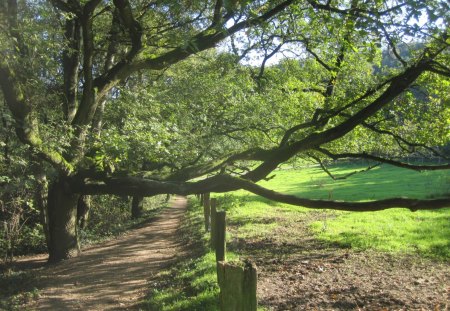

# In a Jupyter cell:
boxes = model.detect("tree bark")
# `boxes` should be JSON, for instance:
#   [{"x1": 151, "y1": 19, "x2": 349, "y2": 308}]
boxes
[
  {"x1": 47, "y1": 179, "x2": 80, "y2": 263},
  {"x1": 131, "y1": 196, "x2": 144, "y2": 219},
  {"x1": 77, "y1": 195, "x2": 91, "y2": 229}
]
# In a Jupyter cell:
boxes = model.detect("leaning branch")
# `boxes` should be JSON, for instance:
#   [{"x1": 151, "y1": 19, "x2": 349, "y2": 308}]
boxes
[
  {"x1": 222, "y1": 175, "x2": 450, "y2": 212},
  {"x1": 72, "y1": 174, "x2": 450, "y2": 211},
  {"x1": 0, "y1": 65, "x2": 74, "y2": 175},
  {"x1": 244, "y1": 59, "x2": 432, "y2": 182}
]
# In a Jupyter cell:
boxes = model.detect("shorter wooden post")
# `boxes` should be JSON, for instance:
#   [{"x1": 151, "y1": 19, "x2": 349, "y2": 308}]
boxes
[
  {"x1": 203, "y1": 193, "x2": 210, "y2": 231},
  {"x1": 210, "y1": 198, "x2": 217, "y2": 249},
  {"x1": 217, "y1": 260, "x2": 258, "y2": 311},
  {"x1": 215, "y1": 210, "x2": 226, "y2": 262}
]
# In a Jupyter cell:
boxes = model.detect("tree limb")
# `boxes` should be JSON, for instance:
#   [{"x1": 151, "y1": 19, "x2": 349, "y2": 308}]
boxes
[
  {"x1": 93, "y1": 0, "x2": 295, "y2": 97},
  {"x1": 316, "y1": 147, "x2": 450, "y2": 171},
  {"x1": 309, "y1": 153, "x2": 381, "y2": 179},
  {"x1": 72, "y1": 174, "x2": 450, "y2": 211},
  {"x1": 0, "y1": 65, "x2": 74, "y2": 174}
]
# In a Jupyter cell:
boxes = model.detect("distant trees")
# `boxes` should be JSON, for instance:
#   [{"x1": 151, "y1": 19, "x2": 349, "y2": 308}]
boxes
[{"x1": 1, "y1": 0, "x2": 449, "y2": 263}]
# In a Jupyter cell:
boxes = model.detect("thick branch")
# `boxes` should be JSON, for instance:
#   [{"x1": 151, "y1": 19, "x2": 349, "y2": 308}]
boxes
[
  {"x1": 72, "y1": 174, "x2": 450, "y2": 211},
  {"x1": 113, "y1": 0, "x2": 142, "y2": 61},
  {"x1": 0, "y1": 66, "x2": 73, "y2": 174},
  {"x1": 244, "y1": 59, "x2": 432, "y2": 181},
  {"x1": 62, "y1": 17, "x2": 81, "y2": 122}
]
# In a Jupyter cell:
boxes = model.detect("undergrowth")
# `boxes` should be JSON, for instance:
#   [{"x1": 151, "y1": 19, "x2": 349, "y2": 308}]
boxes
[{"x1": 79, "y1": 195, "x2": 168, "y2": 246}]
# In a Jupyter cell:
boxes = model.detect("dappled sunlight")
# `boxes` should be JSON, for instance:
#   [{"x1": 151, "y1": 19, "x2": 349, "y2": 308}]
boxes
[{"x1": 18, "y1": 196, "x2": 189, "y2": 310}]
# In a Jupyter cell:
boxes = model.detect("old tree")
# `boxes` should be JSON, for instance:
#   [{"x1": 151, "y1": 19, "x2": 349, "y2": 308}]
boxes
[{"x1": 0, "y1": 0, "x2": 449, "y2": 262}]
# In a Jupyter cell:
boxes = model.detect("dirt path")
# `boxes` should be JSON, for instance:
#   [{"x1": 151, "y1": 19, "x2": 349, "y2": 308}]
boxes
[{"x1": 26, "y1": 196, "x2": 187, "y2": 310}]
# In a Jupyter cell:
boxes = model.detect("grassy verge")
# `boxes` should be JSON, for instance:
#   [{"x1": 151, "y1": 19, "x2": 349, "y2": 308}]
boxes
[{"x1": 140, "y1": 199, "x2": 238, "y2": 311}]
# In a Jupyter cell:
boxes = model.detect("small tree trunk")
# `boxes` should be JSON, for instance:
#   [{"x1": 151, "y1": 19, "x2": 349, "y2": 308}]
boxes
[
  {"x1": 30, "y1": 155, "x2": 50, "y2": 248},
  {"x1": 35, "y1": 174, "x2": 50, "y2": 247},
  {"x1": 47, "y1": 179, "x2": 80, "y2": 263},
  {"x1": 131, "y1": 196, "x2": 144, "y2": 219}
]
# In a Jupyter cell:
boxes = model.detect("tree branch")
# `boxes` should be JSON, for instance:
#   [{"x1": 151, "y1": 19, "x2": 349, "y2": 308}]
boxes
[
  {"x1": 62, "y1": 17, "x2": 81, "y2": 122},
  {"x1": 72, "y1": 174, "x2": 450, "y2": 211},
  {"x1": 361, "y1": 121, "x2": 446, "y2": 158},
  {"x1": 316, "y1": 147, "x2": 450, "y2": 171},
  {"x1": 309, "y1": 153, "x2": 381, "y2": 180},
  {"x1": 244, "y1": 58, "x2": 434, "y2": 182},
  {"x1": 93, "y1": 0, "x2": 295, "y2": 97},
  {"x1": 0, "y1": 66, "x2": 74, "y2": 174}
]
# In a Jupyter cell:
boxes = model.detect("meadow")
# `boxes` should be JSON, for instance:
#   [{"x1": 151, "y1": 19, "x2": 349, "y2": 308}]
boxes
[{"x1": 141, "y1": 163, "x2": 450, "y2": 310}]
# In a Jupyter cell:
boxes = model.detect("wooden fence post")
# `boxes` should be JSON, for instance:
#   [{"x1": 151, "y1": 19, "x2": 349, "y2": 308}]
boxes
[
  {"x1": 210, "y1": 198, "x2": 217, "y2": 249},
  {"x1": 217, "y1": 260, "x2": 257, "y2": 311},
  {"x1": 203, "y1": 193, "x2": 210, "y2": 231},
  {"x1": 215, "y1": 210, "x2": 226, "y2": 262}
]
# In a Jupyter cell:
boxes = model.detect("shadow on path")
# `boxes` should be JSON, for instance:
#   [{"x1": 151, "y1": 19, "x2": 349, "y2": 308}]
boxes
[{"x1": 29, "y1": 196, "x2": 187, "y2": 310}]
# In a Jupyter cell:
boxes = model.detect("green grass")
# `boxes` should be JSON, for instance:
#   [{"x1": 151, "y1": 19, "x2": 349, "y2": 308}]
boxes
[
  {"x1": 309, "y1": 208, "x2": 450, "y2": 258},
  {"x1": 219, "y1": 163, "x2": 450, "y2": 260},
  {"x1": 140, "y1": 200, "x2": 240, "y2": 311}
]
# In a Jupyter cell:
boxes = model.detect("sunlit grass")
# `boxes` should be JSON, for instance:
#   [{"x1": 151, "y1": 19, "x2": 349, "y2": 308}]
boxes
[{"x1": 217, "y1": 164, "x2": 450, "y2": 260}]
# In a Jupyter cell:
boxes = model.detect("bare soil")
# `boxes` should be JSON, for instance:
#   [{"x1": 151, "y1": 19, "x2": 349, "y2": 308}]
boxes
[
  {"x1": 4, "y1": 196, "x2": 187, "y2": 311},
  {"x1": 232, "y1": 212, "x2": 450, "y2": 311}
]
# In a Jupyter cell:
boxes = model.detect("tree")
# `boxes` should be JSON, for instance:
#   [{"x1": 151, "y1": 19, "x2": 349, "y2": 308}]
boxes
[{"x1": 0, "y1": 0, "x2": 449, "y2": 263}]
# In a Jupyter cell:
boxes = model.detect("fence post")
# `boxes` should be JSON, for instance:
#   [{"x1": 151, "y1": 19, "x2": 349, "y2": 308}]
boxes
[
  {"x1": 210, "y1": 198, "x2": 217, "y2": 249},
  {"x1": 203, "y1": 193, "x2": 210, "y2": 231},
  {"x1": 215, "y1": 210, "x2": 226, "y2": 262},
  {"x1": 217, "y1": 260, "x2": 257, "y2": 311}
]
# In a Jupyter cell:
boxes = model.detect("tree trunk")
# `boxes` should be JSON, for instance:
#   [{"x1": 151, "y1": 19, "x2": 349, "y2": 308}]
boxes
[
  {"x1": 77, "y1": 195, "x2": 91, "y2": 229},
  {"x1": 131, "y1": 196, "x2": 144, "y2": 219},
  {"x1": 30, "y1": 155, "x2": 50, "y2": 248},
  {"x1": 47, "y1": 179, "x2": 80, "y2": 263}
]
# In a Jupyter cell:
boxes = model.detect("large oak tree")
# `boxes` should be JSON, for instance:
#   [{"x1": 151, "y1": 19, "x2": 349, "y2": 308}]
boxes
[{"x1": 0, "y1": 0, "x2": 449, "y2": 263}]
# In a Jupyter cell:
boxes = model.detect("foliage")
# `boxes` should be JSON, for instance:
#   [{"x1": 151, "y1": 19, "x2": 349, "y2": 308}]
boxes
[
  {"x1": 0, "y1": 269, "x2": 40, "y2": 311},
  {"x1": 80, "y1": 195, "x2": 168, "y2": 245},
  {"x1": 0, "y1": 0, "x2": 449, "y2": 262}
]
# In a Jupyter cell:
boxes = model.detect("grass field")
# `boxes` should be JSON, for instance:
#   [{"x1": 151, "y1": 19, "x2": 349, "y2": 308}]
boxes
[
  {"x1": 256, "y1": 163, "x2": 450, "y2": 259},
  {"x1": 141, "y1": 163, "x2": 450, "y2": 310}
]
